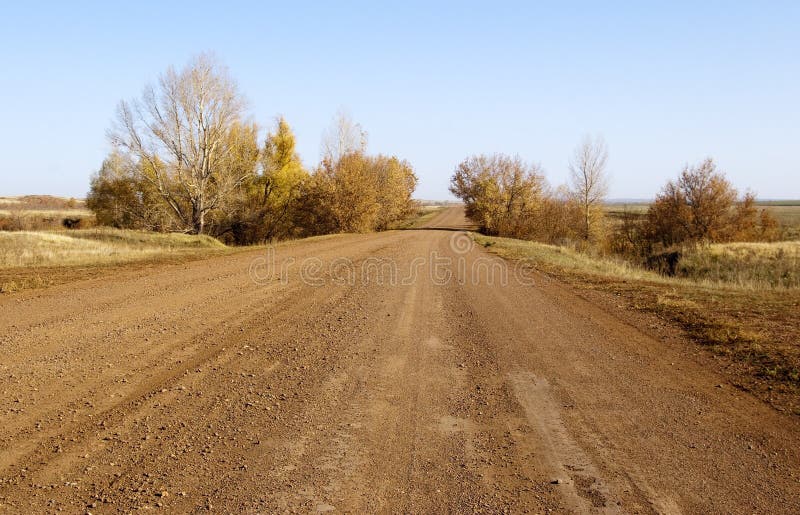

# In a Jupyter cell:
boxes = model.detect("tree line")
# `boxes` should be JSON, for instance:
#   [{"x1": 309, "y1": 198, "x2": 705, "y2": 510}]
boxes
[
  {"x1": 87, "y1": 55, "x2": 417, "y2": 244},
  {"x1": 449, "y1": 138, "x2": 780, "y2": 266}
]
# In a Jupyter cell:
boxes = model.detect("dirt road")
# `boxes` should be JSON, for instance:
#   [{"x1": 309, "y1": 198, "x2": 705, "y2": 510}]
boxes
[{"x1": 1, "y1": 207, "x2": 798, "y2": 513}]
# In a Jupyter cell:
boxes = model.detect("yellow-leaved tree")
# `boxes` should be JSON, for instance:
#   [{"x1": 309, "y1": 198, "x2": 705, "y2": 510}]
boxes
[
  {"x1": 218, "y1": 117, "x2": 308, "y2": 244},
  {"x1": 257, "y1": 117, "x2": 309, "y2": 240},
  {"x1": 450, "y1": 154, "x2": 547, "y2": 239}
]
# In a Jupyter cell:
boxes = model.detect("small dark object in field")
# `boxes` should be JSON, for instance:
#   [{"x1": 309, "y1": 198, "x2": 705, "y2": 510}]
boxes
[
  {"x1": 646, "y1": 250, "x2": 682, "y2": 276},
  {"x1": 62, "y1": 217, "x2": 82, "y2": 229}
]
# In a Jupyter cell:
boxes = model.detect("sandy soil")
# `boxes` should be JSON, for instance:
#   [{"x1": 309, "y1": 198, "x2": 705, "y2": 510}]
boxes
[{"x1": 0, "y1": 207, "x2": 798, "y2": 513}]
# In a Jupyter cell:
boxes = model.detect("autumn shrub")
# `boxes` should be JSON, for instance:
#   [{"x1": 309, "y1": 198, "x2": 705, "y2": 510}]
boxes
[{"x1": 642, "y1": 159, "x2": 779, "y2": 249}]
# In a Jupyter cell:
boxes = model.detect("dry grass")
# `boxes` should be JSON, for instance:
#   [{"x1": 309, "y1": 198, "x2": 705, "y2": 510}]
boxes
[
  {"x1": 0, "y1": 196, "x2": 94, "y2": 231},
  {"x1": 0, "y1": 208, "x2": 93, "y2": 218},
  {"x1": 604, "y1": 202, "x2": 650, "y2": 216},
  {"x1": 474, "y1": 235, "x2": 797, "y2": 290},
  {"x1": 0, "y1": 195, "x2": 84, "y2": 209},
  {"x1": 763, "y1": 205, "x2": 800, "y2": 224},
  {"x1": 1, "y1": 228, "x2": 347, "y2": 295},
  {"x1": 0, "y1": 229, "x2": 226, "y2": 269},
  {"x1": 476, "y1": 234, "x2": 800, "y2": 414},
  {"x1": 679, "y1": 242, "x2": 800, "y2": 289},
  {"x1": 69, "y1": 228, "x2": 226, "y2": 248},
  {"x1": 0, "y1": 209, "x2": 94, "y2": 231},
  {"x1": 0, "y1": 228, "x2": 239, "y2": 294},
  {"x1": 478, "y1": 236, "x2": 668, "y2": 283}
]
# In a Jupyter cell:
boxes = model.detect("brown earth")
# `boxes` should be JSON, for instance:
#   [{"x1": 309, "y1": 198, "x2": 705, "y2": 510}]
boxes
[{"x1": 0, "y1": 207, "x2": 798, "y2": 513}]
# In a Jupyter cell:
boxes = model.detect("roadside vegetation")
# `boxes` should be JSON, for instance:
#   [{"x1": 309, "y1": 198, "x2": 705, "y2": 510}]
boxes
[
  {"x1": 87, "y1": 54, "x2": 417, "y2": 244},
  {"x1": 0, "y1": 229, "x2": 225, "y2": 268},
  {"x1": 0, "y1": 228, "x2": 236, "y2": 293},
  {"x1": 1, "y1": 55, "x2": 421, "y2": 291},
  {"x1": 676, "y1": 241, "x2": 799, "y2": 289}
]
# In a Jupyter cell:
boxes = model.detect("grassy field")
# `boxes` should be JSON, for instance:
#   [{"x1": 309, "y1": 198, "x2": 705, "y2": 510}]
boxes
[
  {"x1": 0, "y1": 228, "x2": 236, "y2": 293},
  {"x1": 0, "y1": 229, "x2": 226, "y2": 268},
  {"x1": 0, "y1": 195, "x2": 95, "y2": 230},
  {"x1": 476, "y1": 234, "x2": 800, "y2": 414},
  {"x1": 678, "y1": 241, "x2": 800, "y2": 288},
  {"x1": 0, "y1": 208, "x2": 93, "y2": 218},
  {"x1": 604, "y1": 202, "x2": 650, "y2": 215},
  {"x1": 762, "y1": 205, "x2": 800, "y2": 239}
]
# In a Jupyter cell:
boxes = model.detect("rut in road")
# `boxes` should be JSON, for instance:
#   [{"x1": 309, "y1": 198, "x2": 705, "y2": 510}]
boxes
[{"x1": 0, "y1": 207, "x2": 798, "y2": 513}]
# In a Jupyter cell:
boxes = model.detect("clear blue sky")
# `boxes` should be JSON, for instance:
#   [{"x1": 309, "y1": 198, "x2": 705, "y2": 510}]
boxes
[{"x1": 1, "y1": 1, "x2": 798, "y2": 200}]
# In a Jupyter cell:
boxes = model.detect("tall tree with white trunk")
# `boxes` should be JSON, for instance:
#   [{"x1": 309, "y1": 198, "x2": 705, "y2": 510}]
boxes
[
  {"x1": 320, "y1": 109, "x2": 368, "y2": 165},
  {"x1": 569, "y1": 135, "x2": 610, "y2": 241},
  {"x1": 108, "y1": 54, "x2": 251, "y2": 234}
]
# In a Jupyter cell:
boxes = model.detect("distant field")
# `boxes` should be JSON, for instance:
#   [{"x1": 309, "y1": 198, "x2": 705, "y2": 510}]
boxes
[
  {"x1": 763, "y1": 205, "x2": 800, "y2": 227},
  {"x1": 606, "y1": 199, "x2": 800, "y2": 213},
  {"x1": 604, "y1": 202, "x2": 650, "y2": 214},
  {"x1": 0, "y1": 195, "x2": 94, "y2": 230},
  {"x1": 0, "y1": 208, "x2": 93, "y2": 218},
  {"x1": 0, "y1": 195, "x2": 85, "y2": 209},
  {"x1": 605, "y1": 200, "x2": 800, "y2": 239},
  {"x1": 417, "y1": 200, "x2": 463, "y2": 207},
  {"x1": 392, "y1": 205, "x2": 444, "y2": 229},
  {"x1": 0, "y1": 228, "x2": 238, "y2": 293}
]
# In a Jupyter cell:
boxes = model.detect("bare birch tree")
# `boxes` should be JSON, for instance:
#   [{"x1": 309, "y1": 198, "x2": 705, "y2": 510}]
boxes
[
  {"x1": 108, "y1": 54, "x2": 250, "y2": 234},
  {"x1": 320, "y1": 109, "x2": 368, "y2": 164},
  {"x1": 569, "y1": 135, "x2": 609, "y2": 240}
]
